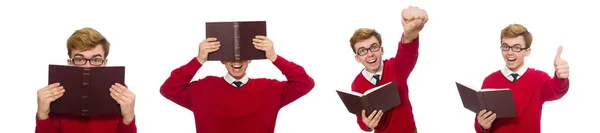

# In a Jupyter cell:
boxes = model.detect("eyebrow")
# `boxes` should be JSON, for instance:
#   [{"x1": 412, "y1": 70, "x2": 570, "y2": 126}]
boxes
[
  {"x1": 501, "y1": 43, "x2": 522, "y2": 46},
  {"x1": 73, "y1": 54, "x2": 103, "y2": 58}
]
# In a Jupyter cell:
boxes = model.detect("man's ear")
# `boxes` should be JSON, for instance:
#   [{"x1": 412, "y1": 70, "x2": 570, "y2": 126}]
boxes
[
  {"x1": 247, "y1": 60, "x2": 252, "y2": 64},
  {"x1": 355, "y1": 55, "x2": 360, "y2": 63},
  {"x1": 67, "y1": 59, "x2": 72, "y2": 65},
  {"x1": 221, "y1": 60, "x2": 226, "y2": 64},
  {"x1": 524, "y1": 48, "x2": 531, "y2": 57}
]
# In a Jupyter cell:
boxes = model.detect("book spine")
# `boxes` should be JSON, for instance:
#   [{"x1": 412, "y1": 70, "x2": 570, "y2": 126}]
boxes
[
  {"x1": 360, "y1": 96, "x2": 374, "y2": 116},
  {"x1": 81, "y1": 68, "x2": 91, "y2": 116},
  {"x1": 476, "y1": 92, "x2": 486, "y2": 110},
  {"x1": 233, "y1": 22, "x2": 240, "y2": 60}
]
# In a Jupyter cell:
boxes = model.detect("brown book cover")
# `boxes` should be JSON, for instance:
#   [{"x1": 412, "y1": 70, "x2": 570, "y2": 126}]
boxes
[
  {"x1": 48, "y1": 65, "x2": 124, "y2": 116},
  {"x1": 455, "y1": 82, "x2": 516, "y2": 118},
  {"x1": 205, "y1": 21, "x2": 267, "y2": 61},
  {"x1": 336, "y1": 82, "x2": 401, "y2": 116}
]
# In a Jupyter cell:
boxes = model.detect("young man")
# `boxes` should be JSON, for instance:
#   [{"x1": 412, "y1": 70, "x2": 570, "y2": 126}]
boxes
[
  {"x1": 348, "y1": 6, "x2": 427, "y2": 133},
  {"x1": 35, "y1": 27, "x2": 137, "y2": 133},
  {"x1": 474, "y1": 24, "x2": 570, "y2": 133},
  {"x1": 160, "y1": 35, "x2": 315, "y2": 133}
]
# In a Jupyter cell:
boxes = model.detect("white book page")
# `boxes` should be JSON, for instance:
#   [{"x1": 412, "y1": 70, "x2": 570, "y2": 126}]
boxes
[
  {"x1": 455, "y1": 81, "x2": 481, "y2": 91},
  {"x1": 336, "y1": 89, "x2": 363, "y2": 97},
  {"x1": 480, "y1": 88, "x2": 510, "y2": 92},
  {"x1": 364, "y1": 82, "x2": 393, "y2": 95}
]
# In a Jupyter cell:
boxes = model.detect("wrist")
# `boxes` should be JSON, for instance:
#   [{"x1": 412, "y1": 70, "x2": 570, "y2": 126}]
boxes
[
  {"x1": 402, "y1": 32, "x2": 419, "y2": 43},
  {"x1": 122, "y1": 114, "x2": 135, "y2": 125},
  {"x1": 37, "y1": 112, "x2": 49, "y2": 120},
  {"x1": 196, "y1": 56, "x2": 207, "y2": 64},
  {"x1": 267, "y1": 53, "x2": 277, "y2": 62}
]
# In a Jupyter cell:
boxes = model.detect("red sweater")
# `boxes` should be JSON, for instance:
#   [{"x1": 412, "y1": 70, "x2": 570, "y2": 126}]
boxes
[
  {"x1": 160, "y1": 55, "x2": 315, "y2": 133},
  {"x1": 352, "y1": 36, "x2": 419, "y2": 133},
  {"x1": 474, "y1": 68, "x2": 569, "y2": 133},
  {"x1": 35, "y1": 113, "x2": 136, "y2": 133}
]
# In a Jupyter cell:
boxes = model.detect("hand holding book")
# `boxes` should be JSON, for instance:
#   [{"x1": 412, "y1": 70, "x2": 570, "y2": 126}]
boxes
[
  {"x1": 476, "y1": 109, "x2": 497, "y2": 130},
  {"x1": 252, "y1": 35, "x2": 277, "y2": 62},
  {"x1": 197, "y1": 37, "x2": 221, "y2": 64},
  {"x1": 36, "y1": 83, "x2": 65, "y2": 120},
  {"x1": 109, "y1": 83, "x2": 136, "y2": 124},
  {"x1": 362, "y1": 109, "x2": 383, "y2": 129}
]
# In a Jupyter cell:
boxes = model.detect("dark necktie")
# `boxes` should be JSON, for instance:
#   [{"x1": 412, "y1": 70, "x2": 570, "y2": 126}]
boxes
[
  {"x1": 510, "y1": 73, "x2": 519, "y2": 83},
  {"x1": 373, "y1": 74, "x2": 381, "y2": 86},
  {"x1": 233, "y1": 81, "x2": 243, "y2": 88}
]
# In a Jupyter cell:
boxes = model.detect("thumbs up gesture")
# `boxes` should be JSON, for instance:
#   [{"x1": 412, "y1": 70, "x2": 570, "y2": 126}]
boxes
[{"x1": 554, "y1": 46, "x2": 569, "y2": 79}]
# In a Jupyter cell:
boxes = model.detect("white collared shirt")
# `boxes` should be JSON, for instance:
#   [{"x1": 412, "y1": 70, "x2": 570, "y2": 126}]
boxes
[
  {"x1": 500, "y1": 64, "x2": 528, "y2": 82},
  {"x1": 361, "y1": 62, "x2": 384, "y2": 85},
  {"x1": 224, "y1": 73, "x2": 249, "y2": 87}
]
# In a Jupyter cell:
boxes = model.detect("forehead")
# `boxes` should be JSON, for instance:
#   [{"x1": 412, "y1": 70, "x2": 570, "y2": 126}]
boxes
[
  {"x1": 354, "y1": 36, "x2": 380, "y2": 49},
  {"x1": 501, "y1": 36, "x2": 525, "y2": 46},
  {"x1": 71, "y1": 45, "x2": 105, "y2": 58}
]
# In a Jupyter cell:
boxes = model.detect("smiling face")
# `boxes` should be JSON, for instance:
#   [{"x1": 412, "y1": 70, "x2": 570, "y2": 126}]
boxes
[
  {"x1": 221, "y1": 60, "x2": 251, "y2": 80},
  {"x1": 499, "y1": 24, "x2": 533, "y2": 72},
  {"x1": 350, "y1": 28, "x2": 384, "y2": 73},
  {"x1": 354, "y1": 36, "x2": 384, "y2": 73},
  {"x1": 501, "y1": 36, "x2": 530, "y2": 71}
]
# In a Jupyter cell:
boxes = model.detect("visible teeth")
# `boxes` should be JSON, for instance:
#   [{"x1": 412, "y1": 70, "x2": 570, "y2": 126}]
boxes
[
  {"x1": 368, "y1": 59, "x2": 376, "y2": 63},
  {"x1": 507, "y1": 58, "x2": 516, "y2": 61}
]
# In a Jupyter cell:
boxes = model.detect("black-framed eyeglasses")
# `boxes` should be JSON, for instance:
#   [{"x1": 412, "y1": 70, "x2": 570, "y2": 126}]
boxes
[
  {"x1": 69, "y1": 57, "x2": 105, "y2": 66},
  {"x1": 356, "y1": 44, "x2": 382, "y2": 56},
  {"x1": 500, "y1": 45, "x2": 528, "y2": 52}
]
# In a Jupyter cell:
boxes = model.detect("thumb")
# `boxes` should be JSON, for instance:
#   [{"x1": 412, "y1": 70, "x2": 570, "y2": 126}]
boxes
[{"x1": 555, "y1": 46, "x2": 563, "y2": 59}]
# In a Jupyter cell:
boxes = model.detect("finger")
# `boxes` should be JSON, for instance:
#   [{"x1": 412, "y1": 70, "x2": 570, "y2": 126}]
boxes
[
  {"x1": 255, "y1": 35, "x2": 267, "y2": 39},
  {"x1": 46, "y1": 83, "x2": 61, "y2": 89},
  {"x1": 48, "y1": 86, "x2": 63, "y2": 97},
  {"x1": 367, "y1": 110, "x2": 377, "y2": 121},
  {"x1": 116, "y1": 83, "x2": 128, "y2": 91},
  {"x1": 485, "y1": 113, "x2": 497, "y2": 122},
  {"x1": 110, "y1": 92, "x2": 124, "y2": 104},
  {"x1": 555, "y1": 46, "x2": 563, "y2": 59},
  {"x1": 111, "y1": 85, "x2": 121, "y2": 94},
  {"x1": 253, "y1": 38, "x2": 263, "y2": 43},
  {"x1": 373, "y1": 110, "x2": 384, "y2": 122},
  {"x1": 361, "y1": 110, "x2": 367, "y2": 119},
  {"x1": 483, "y1": 111, "x2": 493, "y2": 119},
  {"x1": 49, "y1": 93, "x2": 63, "y2": 102},
  {"x1": 477, "y1": 109, "x2": 487, "y2": 118},
  {"x1": 53, "y1": 87, "x2": 65, "y2": 96},
  {"x1": 555, "y1": 64, "x2": 569, "y2": 70},
  {"x1": 205, "y1": 38, "x2": 217, "y2": 42},
  {"x1": 119, "y1": 92, "x2": 130, "y2": 102}
]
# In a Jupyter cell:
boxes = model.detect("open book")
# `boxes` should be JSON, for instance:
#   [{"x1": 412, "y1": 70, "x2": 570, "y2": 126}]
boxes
[
  {"x1": 455, "y1": 82, "x2": 516, "y2": 118},
  {"x1": 48, "y1": 65, "x2": 124, "y2": 116},
  {"x1": 336, "y1": 82, "x2": 400, "y2": 116},
  {"x1": 205, "y1": 21, "x2": 267, "y2": 61}
]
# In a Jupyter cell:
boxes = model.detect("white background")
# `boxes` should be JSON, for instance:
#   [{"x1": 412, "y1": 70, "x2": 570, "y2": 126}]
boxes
[{"x1": 0, "y1": 0, "x2": 598, "y2": 132}]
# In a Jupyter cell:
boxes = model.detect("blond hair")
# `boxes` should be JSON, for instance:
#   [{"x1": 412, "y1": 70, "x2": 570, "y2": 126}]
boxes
[
  {"x1": 501, "y1": 24, "x2": 533, "y2": 48},
  {"x1": 350, "y1": 28, "x2": 382, "y2": 53},
  {"x1": 66, "y1": 27, "x2": 110, "y2": 57}
]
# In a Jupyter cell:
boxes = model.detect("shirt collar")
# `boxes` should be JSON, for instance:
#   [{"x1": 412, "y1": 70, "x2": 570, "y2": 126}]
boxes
[
  {"x1": 224, "y1": 73, "x2": 249, "y2": 87},
  {"x1": 361, "y1": 62, "x2": 384, "y2": 85},
  {"x1": 501, "y1": 64, "x2": 528, "y2": 80}
]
